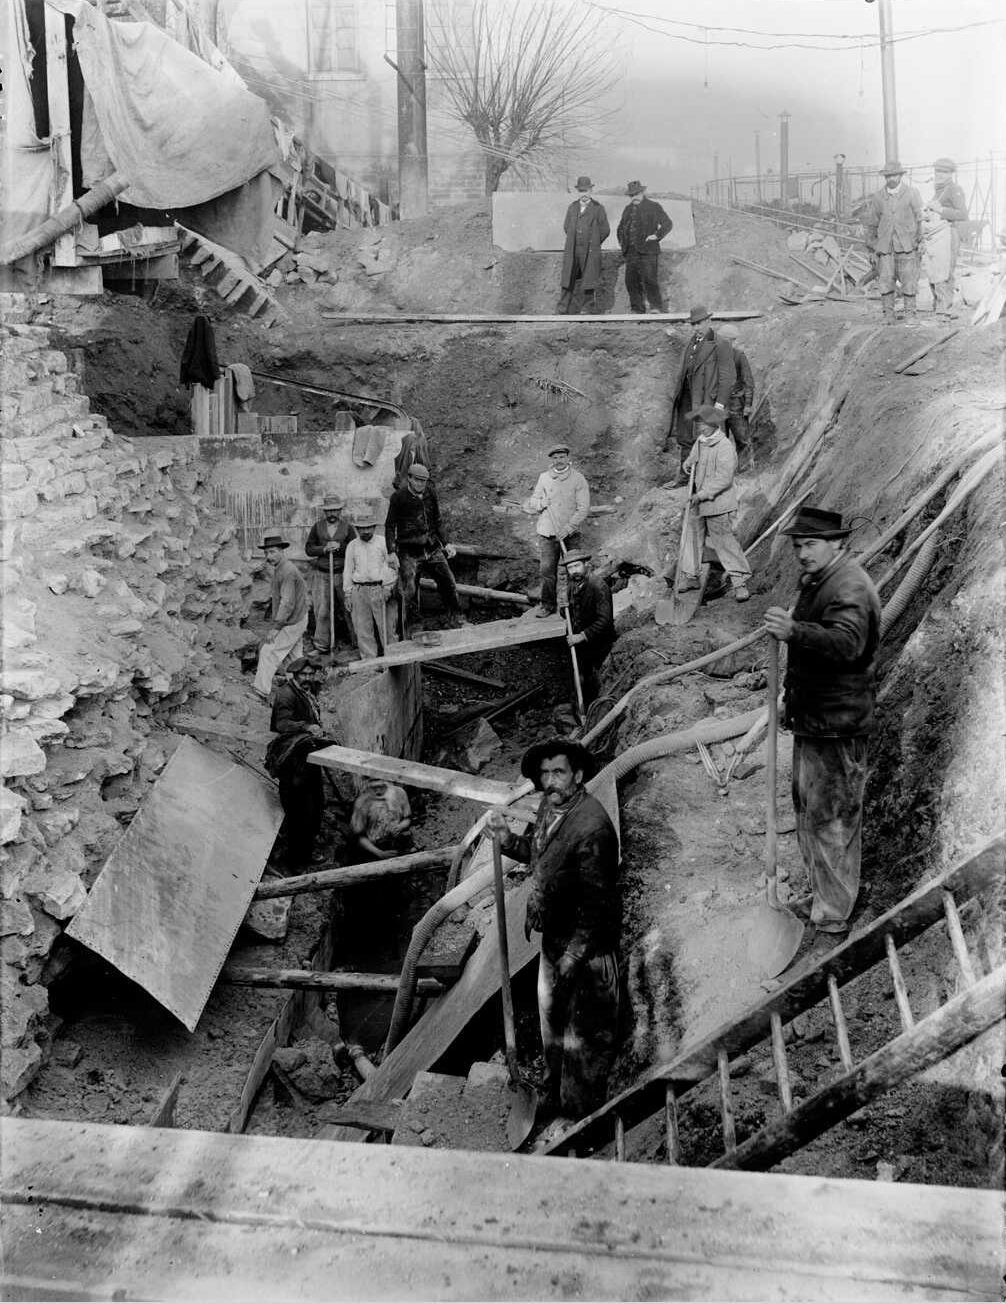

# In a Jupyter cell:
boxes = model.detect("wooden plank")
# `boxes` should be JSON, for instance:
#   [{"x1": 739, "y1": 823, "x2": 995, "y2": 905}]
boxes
[
  {"x1": 347, "y1": 612, "x2": 565, "y2": 673},
  {"x1": 424, "y1": 662, "x2": 507, "y2": 690},
  {"x1": 892, "y1": 328, "x2": 959, "y2": 374},
  {"x1": 421, "y1": 577, "x2": 530, "y2": 606},
  {"x1": 1, "y1": 1118, "x2": 1001, "y2": 1301},
  {"x1": 253, "y1": 847, "x2": 460, "y2": 898},
  {"x1": 321, "y1": 311, "x2": 764, "y2": 324},
  {"x1": 66, "y1": 739, "x2": 284, "y2": 1032},
  {"x1": 220, "y1": 968, "x2": 445, "y2": 995},
  {"x1": 308, "y1": 744, "x2": 531, "y2": 808},
  {"x1": 316, "y1": 1098, "x2": 403, "y2": 1132},
  {"x1": 145, "y1": 1071, "x2": 183, "y2": 1128},
  {"x1": 171, "y1": 714, "x2": 273, "y2": 745}
]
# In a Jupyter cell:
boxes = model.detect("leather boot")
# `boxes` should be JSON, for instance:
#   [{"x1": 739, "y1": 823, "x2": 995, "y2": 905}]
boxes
[
  {"x1": 881, "y1": 292, "x2": 896, "y2": 323},
  {"x1": 903, "y1": 293, "x2": 918, "y2": 323}
]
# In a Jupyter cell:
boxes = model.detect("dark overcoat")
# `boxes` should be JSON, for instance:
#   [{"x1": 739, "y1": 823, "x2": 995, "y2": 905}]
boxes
[
  {"x1": 560, "y1": 198, "x2": 610, "y2": 291},
  {"x1": 667, "y1": 330, "x2": 735, "y2": 449}
]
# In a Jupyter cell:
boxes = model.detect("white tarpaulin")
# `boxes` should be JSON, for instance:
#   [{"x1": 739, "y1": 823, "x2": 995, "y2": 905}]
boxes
[
  {"x1": 0, "y1": 0, "x2": 58, "y2": 244},
  {"x1": 492, "y1": 192, "x2": 696, "y2": 253}
]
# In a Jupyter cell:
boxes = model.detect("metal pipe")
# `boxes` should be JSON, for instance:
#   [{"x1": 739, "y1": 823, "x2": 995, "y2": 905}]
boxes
[{"x1": 0, "y1": 173, "x2": 126, "y2": 265}]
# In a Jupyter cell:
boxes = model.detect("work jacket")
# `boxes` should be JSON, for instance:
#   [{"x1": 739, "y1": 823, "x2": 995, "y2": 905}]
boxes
[
  {"x1": 385, "y1": 484, "x2": 449, "y2": 555},
  {"x1": 265, "y1": 680, "x2": 327, "y2": 776},
  {"x1": 526, "y1": 467, "x2": 590, "y2": 539},
  {"x1": 269, "y1": 557, "x2": 308, "y2": 628},
  {"x1": 616, "y1": 197, "x2": 673, "y2": 256},
  {"x1": 668, "y1": 329, "x2": 735, "y2": 449},
  {"x1": 500, "y1": 788, "x2": 620, "y2": 959},
  {"x1": 783, "y1": 554, "x2": 882, "y2": 737},
  {"x1": 561, "y1": 198, "x2": 610, "y2": 291},
  {"x1": 569, "y1": 573, "x2": 616, "y2": 658},
  {"x1": 862, "y1": 183, "x2": 923, "y2": 255},
  {"x1": 683, "y1": 428, "x2": 739, "y2": 516},
  {"x1": 728, "y1": 346, "x2": 754, "y2": 413},
  {"x1": 304, "y1": 514, "x2": 353, "y2": 574}
]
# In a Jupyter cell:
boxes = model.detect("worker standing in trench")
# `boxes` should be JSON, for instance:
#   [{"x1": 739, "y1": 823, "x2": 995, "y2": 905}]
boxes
[
  {"x1": 253, "y1": 532, "x2": 310, "y2": 699},
  {"x1": 562, "y1": 550, "x2": 617, "y2": 706},
  {"x1": 764, "y1": 507, "x2": 882, "y2": 943},
  {"x1": 486, "y1": 738, "x2": 621, "y2": 1123}
]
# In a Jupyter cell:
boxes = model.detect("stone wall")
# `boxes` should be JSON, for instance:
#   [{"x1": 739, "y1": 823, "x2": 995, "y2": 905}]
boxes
[{"x1": 1, "y1": 301, "x2": 258, "y2": 1102}]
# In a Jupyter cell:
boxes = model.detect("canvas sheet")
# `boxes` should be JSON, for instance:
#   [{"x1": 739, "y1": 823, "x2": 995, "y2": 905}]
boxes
[
  {"x1": 1, "y1": 0, "x2": 57, "y2": 243},
  {"x1": 66, "y1": 737, "x2": 283, "y2": 1032},
  {"x1": 492, "y1": 192, "x2": 696, "y2": 253}
]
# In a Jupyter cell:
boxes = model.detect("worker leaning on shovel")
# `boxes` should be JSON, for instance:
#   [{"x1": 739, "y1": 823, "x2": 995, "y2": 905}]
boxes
[
  {"x1": 764, "y1": 507, "x2": 881, "y2": 943},
  {"x1": 522, "y1": 443, "x2": 590, "y2": 617},
  {"x1": 304, "y1": 491, "x2": 353, "y2": 655}
]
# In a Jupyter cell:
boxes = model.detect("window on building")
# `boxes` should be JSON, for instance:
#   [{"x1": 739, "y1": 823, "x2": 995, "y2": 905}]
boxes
[{"x1": 307, "y1": 0, "x2": 359, "y2": 75}]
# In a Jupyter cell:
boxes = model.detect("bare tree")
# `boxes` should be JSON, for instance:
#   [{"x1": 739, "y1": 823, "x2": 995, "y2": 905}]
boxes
[{"x1": 425, "y1": 0, "x2": 620, "y2": 195}]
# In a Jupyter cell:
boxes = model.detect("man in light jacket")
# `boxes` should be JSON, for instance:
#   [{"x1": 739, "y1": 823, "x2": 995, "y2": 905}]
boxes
[
  {"x1": 523, "y1": 443, "x2": 591, "y2": 617},
  {"x1": 254, "y1": 532, "x2": 310, "y2": 698},
  {"x1": 926, "y1": 157, "x2": 969, "y2": 319},
  {"x1": 677, "y1": 407, "x2": 751, "y2": 602},
  {"x1": 861, "y1": 160, "x2": 923, "y2": 323},
  {"x1": 558, "y1": 176, "x2": 610, "y2": 315}
]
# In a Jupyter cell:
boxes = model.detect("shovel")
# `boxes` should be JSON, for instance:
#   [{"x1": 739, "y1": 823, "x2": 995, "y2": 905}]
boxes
[
  {"x1": 491, "y1": 831, "x2": 539, "y2": 1149},
  {"x1": 746, "y1": 637, "x2": 805, "y2": 976},
  {"x1": 655, "y1": 464, "x2": 705, "y2": 626},
  {"x1": 543, "y1": 506, "x2": 586, "y2": 722}
]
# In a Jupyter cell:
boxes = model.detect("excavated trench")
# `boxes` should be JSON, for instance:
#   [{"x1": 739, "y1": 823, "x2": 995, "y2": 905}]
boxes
[{"x1": 5, "y1": 220, "x2": 1003, "y2": 1187}]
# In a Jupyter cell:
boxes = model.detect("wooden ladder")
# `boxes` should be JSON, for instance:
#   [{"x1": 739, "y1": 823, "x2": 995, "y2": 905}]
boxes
[
  {"x1": 543, "y1": 837, "x2": 1004, "y2": 1167},
  {"x1": 175, "y1": 226, "x2": 284, "y2": 325}
]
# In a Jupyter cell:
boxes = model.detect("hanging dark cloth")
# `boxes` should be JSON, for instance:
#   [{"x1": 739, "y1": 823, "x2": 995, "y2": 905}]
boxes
[{"x1": 179, "y1": 313, "x2": 220, "y2": 388}]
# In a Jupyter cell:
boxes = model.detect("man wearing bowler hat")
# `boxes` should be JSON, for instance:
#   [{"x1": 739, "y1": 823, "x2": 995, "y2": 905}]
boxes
[
  {"x1": 304, "y1": 491, "x2": 353, "y2": 654},
  {"x1": 764, "y1": 507, "x2": 881, "y2": 939},
  {"x1": 676, "y1": 406, "x2": 751, "y2": 602},
  {"x1": 561, "y1": 550, "x2": 616, "y2": 704},
  {"x1": 486, "y1": 737, "x2": 621, "y2": 1120},
  {"x1": 862, "y1": 160, "x2": 923, "y2": 323},
  {"x1": 666, "y1": 305, "x2": 735, "y2": 486},
  {"x1": 254, "y1": 532, "x2": 310, "y2": 698},
  {"x1": 616, "y1": 180, "x2": 673, "y2": 314},
  {"x1": 523, "y1": 444, "x2": 591, "y2": 617},
  {"x1": 558, "y1": 177, "x2": 610, "y2": 316}
]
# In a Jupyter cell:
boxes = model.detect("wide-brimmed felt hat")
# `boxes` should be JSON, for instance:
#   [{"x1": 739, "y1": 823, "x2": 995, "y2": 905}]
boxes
[
  {"x1": 288, "y1": 653, "x2": 326, "y2": 675},
  {"x1": 353, "y1": 509, "x2": 379, "y2": 527},
  {"x1": 575, "y1": 176, "x2": 593, "y2": 191},
  {"x1": 781, "y1": 506, "x2": 852, "y2": 539},
  {"x1": 559, "y1": 549, "x2": 592, "y2": 567},
  {"x1": 520, "y1": 736, "x2": 598, "y2": 787},
  {"x1": 321, "y1": 492, "x2": 345, "y2": 509},
  {"x1": 548, "y1": 442, "x2": 571, "y2": 456},
  {"x1": 686, "y1": 404, "x2": 729, "y2": 428},
  {"x1": 406, "y1": 463, "x2": 430, "y2": 480},
  {"x1": 626, "y1": 180, "x2": 646, "y2": 196},
  {"x1": 881, "y1": 159, "x2": 906, "y2": 176},
  {"x1": 689, "y1": 304, "x2": 712, "y2": 324},
  {"x1": 932, "y1": 157, "x2": 956, "y2": 172},
  {"x1": 258, "y1": 533, "x2": 291, "y2": 550}
]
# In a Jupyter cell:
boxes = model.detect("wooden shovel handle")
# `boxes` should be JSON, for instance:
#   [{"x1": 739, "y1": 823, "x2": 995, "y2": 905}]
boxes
[
  {"x1": 766, "y1": 638, "x2": 780, "y2": 908},
  {"x1": 491, "y1": 832, "x2": 521, "y2": 1084}
]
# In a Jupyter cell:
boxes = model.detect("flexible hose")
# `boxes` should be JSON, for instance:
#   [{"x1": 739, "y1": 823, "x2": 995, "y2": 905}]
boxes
[{"x1": 879, "y1": 532, "x2": 941, "y2": 638}]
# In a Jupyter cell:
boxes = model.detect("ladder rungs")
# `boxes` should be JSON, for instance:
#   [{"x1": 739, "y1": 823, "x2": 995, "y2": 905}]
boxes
[
  {"x1": 717, "y1": 1048, "x2": 736, "y2": 1151},
  {"x1": 664, "y1": 1083, "x2": 681, "y2": 1165},
  {"x1": 769, "y1": 1011, "x2": 793, "y2": 1112},
  {"x1": 885, "y1": 933, "x2": 915, "y2": 1030},
  {"x1": 942, "y1": 891, "x2": 977, "y2": 986},
  {"x1": 827, "y1": 974, "x2": 855, "y2": 1071}
]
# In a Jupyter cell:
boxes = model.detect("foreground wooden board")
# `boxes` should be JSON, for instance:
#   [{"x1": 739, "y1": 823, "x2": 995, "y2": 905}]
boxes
[
  {"x1": 320, "y1": 311, "x2": 764, "y2": 324},
  {"x1": 346, "y1": 611, "x2": 565, "y2": 672},
  {"x1": 308, "y1": 743, "x2": 534, "y2": 809},
  {"x1": 1, "y1": 1118, "x2": 999, "y2": 1301}
]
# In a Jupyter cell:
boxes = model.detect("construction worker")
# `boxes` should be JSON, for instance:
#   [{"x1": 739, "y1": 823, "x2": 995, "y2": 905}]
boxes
[
  {"x1": 677, "y1": 407, "x2": 751, "y2": 603},
  {"x1": 304, "y1": 491, "x2": 353, "y2": 654},
  {"x1": 717, "y1": 323, "x2": 755, "y2": 472},
  {"x1": 666, "y1": 306, "x2": 735, "y2": 486},
  {"x1": 861, "y1": 160, "x2": 923, "y2": 324},
  {"x1": 926, "y1": 158, "x2": 969, "y2": 319},
  {"x1": 561, "y1": 550, "x2": 616, "y2": 705},
  {"x1": 264, "y1": 652, "x2": 335, "y2": 868},
  {"x1": 384, "y1": 463, "x2": 464, "y2": 635},
  {"x1": 486, "y1": 737, "x2": 621, "y2": 1121},
  {"x1": 342, "y1": 509, "x2": 399, "y2": 660},
  {"x1": 765, "y1": 506, "x2": 881, "y2": 940},
  {"x1": 253, "y1": 532, "x2": 309, "y2": 698},
  {"x1": 558, "y1": 176, "x2": 610, "y2": 315},
  {"x1": 522, "y1": 444, "x2": 590, "y2": 617}
]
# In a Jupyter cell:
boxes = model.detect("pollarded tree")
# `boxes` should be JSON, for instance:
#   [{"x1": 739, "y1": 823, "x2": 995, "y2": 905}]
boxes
[{"x1": 425, "y1": 0, "x2": 620, "y2": 194}]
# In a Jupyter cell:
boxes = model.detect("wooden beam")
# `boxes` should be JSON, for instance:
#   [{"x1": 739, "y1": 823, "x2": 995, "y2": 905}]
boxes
[
  {"x1": 317, "y1": 1098, "x2": 403, "y2": 1133},
  {"x1": 893, "y1": 329, "x2": 960, "y2": 375},
  {"x1": 346, "y1": 613, "x2": 565, "y2": 673},
  {"x1": 421, "y1": 577, "x2": 530, "y2": 606},
  {"x1": 309, "y1": 744, "x2": 535, "y2": 809},
  {"x1": 221, "y1": 968, "x2": 446, "y2": 995},
  {"x1": 172, "y1": 714, "x2": 274, "y2": 746},
  {"x1": 321, "y1": 311, "x2": 764, "y2": 325},
  {"x1": 424, "y1": 662, "x2": 507, "y2": 691},
  {"x1": 145, "y1": 1071, "x2": 183, "y2": 1128},
  {"x1": 253, "y1": 847, "x2": 460, "y2": 899}
]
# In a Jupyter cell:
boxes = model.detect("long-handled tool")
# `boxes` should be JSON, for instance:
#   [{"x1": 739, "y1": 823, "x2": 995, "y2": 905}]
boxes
[
  {"x1": 655, "y1": 463, "x2": 698, "y2": 626},
  {"x1": 544, "y1": 506, "x2": 586, "y2": 722},
  {"x1": 746, "y1": 638, "x2": 805, "y2": 975},
  {"x1": 491, "y1": 832, "x2": 539, "y2": 1149},
  {"x1": 328, "y1": 551, "x2": 336, "y2": 655}
]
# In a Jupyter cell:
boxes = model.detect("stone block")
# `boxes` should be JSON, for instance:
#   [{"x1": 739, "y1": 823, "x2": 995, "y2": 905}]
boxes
[
  {"x1": 30, "y1": 694, "x2": 75, "y2": 719},
  {"x1": 78, "y1": 568, "x2": 106, "y2": 598},
  {"x1": 0, "y1": 896, "x2": 34, "y2": 937},
  {"x1": 43, "y1": 571, "x2": 69, "y2": 595},
  {"x1": 1, "y1": 970, "x2": 48, "y2": 1047},
  {"x1": 22, "y1": 717, "x2": 69, "y2": 744},
  {"x1": 0, "y1": 785, "x2": 27, "y2": 845},
  {"x1": 0, "y1": 669, "x2": 62, "y2": 701},
  {"x1": 0, "y1": 731, "x2": 46, "y2": 778},
  {"x1": 24, "y1": 865, "x2": 86, "y2": 919},
  {"x1": 2, "y1": 464, "x2": 29, "y2": 491},
  {"x1": 1, "y1": 487, "x2": 39, "y2": 519},
  {"x1": 1, "y1": 1041, "x2": 42, "y2": 1099}
]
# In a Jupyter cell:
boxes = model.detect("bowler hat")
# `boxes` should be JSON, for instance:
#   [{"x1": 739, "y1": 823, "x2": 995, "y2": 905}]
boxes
[
  {"x1": 689, "y1": 304, "x2": 712, "y2": 324},
  {"x1": 575, "y1": 176, "x2": 593, "y2": 191},
  {"x1": 881, "y1": 159, "x2": 906, "y2": 176},
  {"x1": 258, "y1": 533, "x2": 291, "y2": 550},
  {"x1": 559, "y1": 549, "x2": 592, "y2": 567},
  {"x1": 321, "y1": 492, "x2": 345, "y2": 509},
  {"x1": 932, "y1": 157, "x2": 956, "y2": 172},
  {"x1": 625, "y1": 180, "x2": 646, "y2": 196},
  {"x1": 520, "y1": 736, "x2": 598, "y2": 787},
  {"x1": 781, "y1": 506, "x2": 852, "y2": 539},
  {"x1": 686, "y1": 404, "x2": 729, "y2": 428},
  {"x1": 548, "y1": 442, "x2": 571, "y2": 456},
  {"x1": 406, "y1": 463, "x2": 430, "y2": 480}
]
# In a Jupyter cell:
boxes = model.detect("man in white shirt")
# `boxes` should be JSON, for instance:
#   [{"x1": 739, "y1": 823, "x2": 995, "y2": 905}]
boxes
[
  {"x1": 342, "y1": 509, "x2": 399, "y2": 660},
  {"x1": 522, "y1": 444, "x2": 591, "y2": 617}
]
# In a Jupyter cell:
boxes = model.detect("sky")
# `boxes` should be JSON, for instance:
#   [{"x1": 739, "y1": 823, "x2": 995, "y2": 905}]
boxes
[{"x1": 568, "y1": 0, "x2": 1006, "y2": 196}]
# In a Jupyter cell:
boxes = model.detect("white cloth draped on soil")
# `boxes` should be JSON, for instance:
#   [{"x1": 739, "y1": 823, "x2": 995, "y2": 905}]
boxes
[
  {"x1": 920, "y1": 216, "x2": 953, "y2": 285},
  {"x1": 1, "y1": 0, "x2": 56, "y2": 244}
]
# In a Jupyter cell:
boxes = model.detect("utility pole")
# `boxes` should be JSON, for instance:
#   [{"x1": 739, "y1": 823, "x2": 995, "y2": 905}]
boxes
[
  {"x1": 873, "y1": 0, "x2": 900, "y2": 161},
  {"x1": 393, "y1": 0, "x2": 428, "y2": 217},
  {"x1": 755, "y1": 131, "x2": 762, "y2": 203},
  {"x1": 713, "y1": 151, "x2": 720, "y2": 206},
  {"x1": 779, "y1": 111, "x2": 790, "y2": 206}
]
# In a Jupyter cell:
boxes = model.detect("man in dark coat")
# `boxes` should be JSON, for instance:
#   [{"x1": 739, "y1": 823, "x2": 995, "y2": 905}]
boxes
[
  {"x1": 765, "y1": 507, "x2": 881, "y2": 939},
  {"x1": 384, "y1": 463, "x2": 464, "y2": 636},
  {"x1": 562, "y1": 550, "x2": 616, "y2": 705},
  {"x1": 486, "y1": 738, "x2": 620, "y2": 1120},
  {"x1": 304, "y1": 491, "x2": 354, "y2": 653},
  {"x1": 264, "y1": 654, "x2": 337, "y2": 869},
  {"x1": 717, "y1": 324, "x2": 755, "y2": 471},
  {"x1": 616, "y1": 181, "x2": 673, "y2": 314},
  {"x1": 861, "y1": 159, "x2": 923, "y2": 323},
  {"x1": 666, "y1": 305, "x2": 735, "y2": 484},
  {"x1": 558, "y1": 176, "x2": 610, "y2": 315}
]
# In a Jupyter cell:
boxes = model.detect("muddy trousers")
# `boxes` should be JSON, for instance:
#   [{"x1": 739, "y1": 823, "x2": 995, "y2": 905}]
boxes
[
  {"x1": 254, "y1": 616, "x2": 308, "y2": 697},
  {"x1": 278, "y1": 763, "x2": 324, "y2": 867},
  {"x1": 538, "y1": 941, "x2": 620, "y2": 1118},
  {"x1": 571, "y1": 642, "x2": 610, "y2": 706},
  {"x1": 539, "y1": 531, "x2": 582, "y2": 612},
  {"x1": 624, "y1": 249, "x2": 665, "y2": 313},
  {"x1": 310, "y1": 569, "x2": 352, "y2": 652},
  {"x1": 792, "y1": 734, "x2": 869, "y2": 931},
  {"x1": 348, "y1": 583, "x2": 397, "y2": 660},
  {"x1": 681, "y1": 511, "x2": 751, "y2": 588},
  {"x1": 397, "y1": 548, "x2": 460, "y2": 635}
]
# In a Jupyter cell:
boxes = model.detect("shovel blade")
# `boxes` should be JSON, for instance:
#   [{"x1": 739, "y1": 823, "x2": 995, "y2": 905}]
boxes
[
  {"x1": 746, "y1": 901, "x2": 806, "y2": 978},
  {"x1": 504, "y1": 1081, "x2": 539, "y2": 1151},
  {"x1": 654, "y1": 597, "x2": 676, "y2": 626}
]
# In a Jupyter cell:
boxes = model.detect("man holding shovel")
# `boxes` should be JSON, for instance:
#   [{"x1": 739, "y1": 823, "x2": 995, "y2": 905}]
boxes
[
  {"x1": 764, "y1": 507, "x2": 881, "y2": 939},
  {"x1": 304, "y1": 492, "x2": 352, "y2": 655},
  {"x1": 342, "y1": 509, "x2": 399, "y2": 660},
  {"x1": 562, "y1": 551, "x2": 616, "y2": 706},
  {"x1": 677, "y1": 406, "x2": 751, "y2": 603},
  {"x1": 486, "y1": 737, "x2": 620, "y2": 1122},
  {"x1": 522, "y1": 443, "x2": 590, "y2": 617}
]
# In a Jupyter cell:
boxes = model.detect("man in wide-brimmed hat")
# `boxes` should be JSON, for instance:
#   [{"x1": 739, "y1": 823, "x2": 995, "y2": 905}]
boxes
[
  {"x1": 522, "y1": 443, "x2": 591, "y2": 617},
  {"x1": 665, "y1": 304, "x2": 735, "y2": 485},
  {"x1": 304, "y1": 491, "x2": 353, "y2": 654},
  {"x1": 486, "y1": 737, "x2": 620, "y2": 1121},
  {"x1": 616, "y1": 180, "x2": 673, "y2": 313},
  {"x1": 560, "y1": 549, "x2": 616, "y2": 704},
  {"x1": 558, "y1": 176, "x2": 611, "y2": 316},
  {"x1": 253, "y1": 532, "x2": 310, "y2": 698},
  {"x1": 924, "y1": 158, "x2": 969, "y2": 319},
  {"x1": 342, "y1": 508, "x2": 399, "y2": 660},
  {"x1": 765, "y1": 507, "x2": 882, "y2": 942},
  {"x1": 264, "y1": 652, "x2": 335, "y2": 867},
  {"x1": 861, "y1": 160, "x2": 923, "y2": 323},
  {"x1": 676, "y1": 405, "x2": 751, "y2": 602}
]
